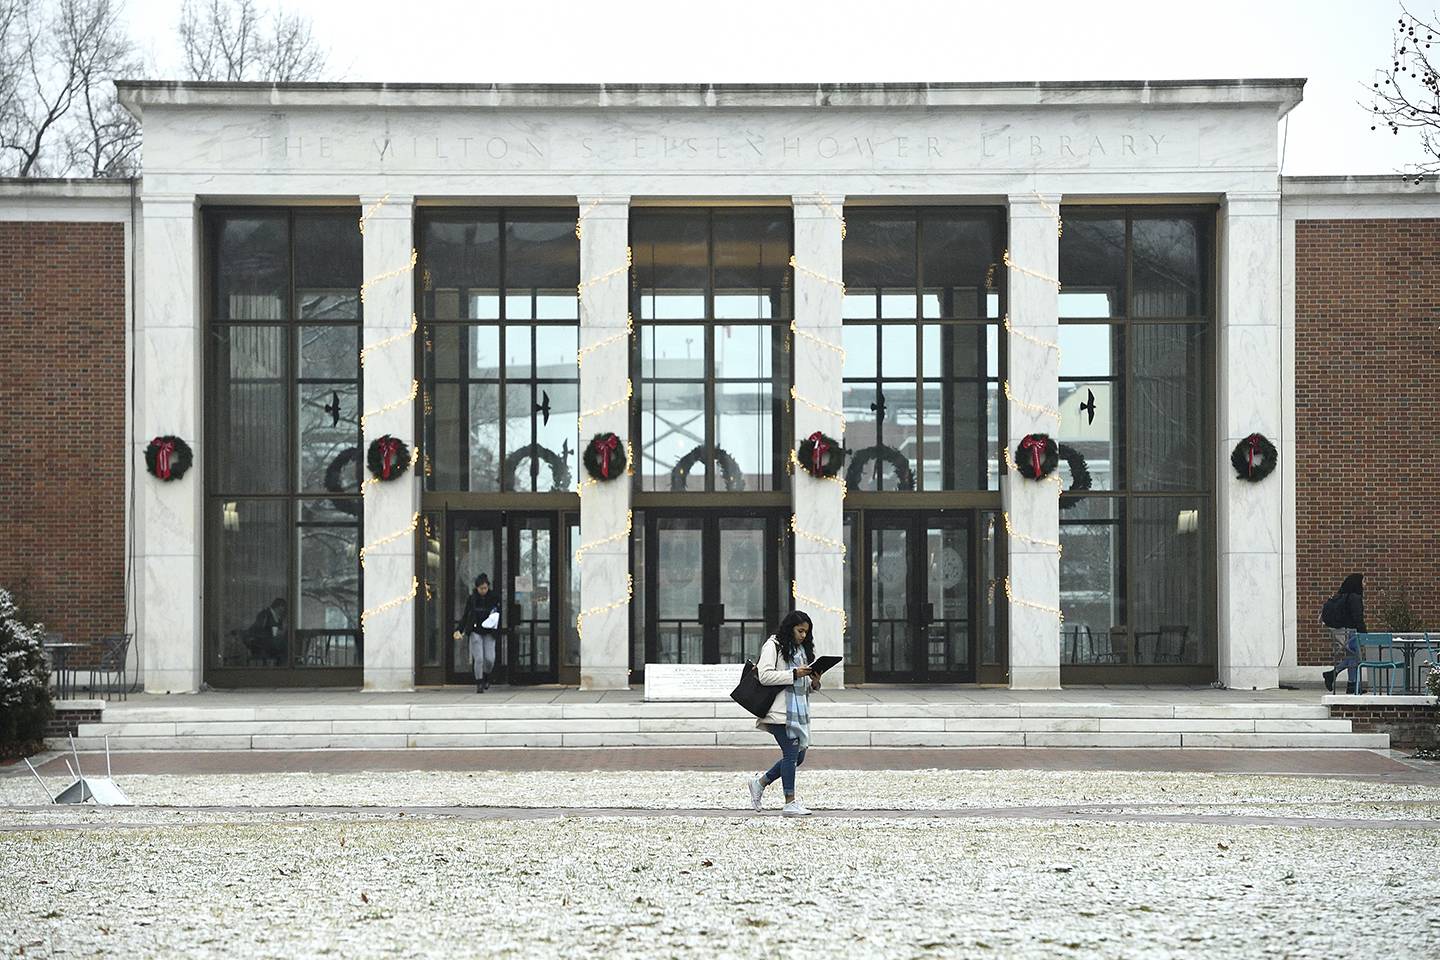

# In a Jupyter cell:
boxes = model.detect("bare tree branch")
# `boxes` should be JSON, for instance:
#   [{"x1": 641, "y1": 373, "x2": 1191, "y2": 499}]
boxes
[
  {"x1": 179, "y1": 0, "x2": 326, "y2": 83},
  {"x1": 1365, "y1": 4, "x2": 1440, "y2": 181}
]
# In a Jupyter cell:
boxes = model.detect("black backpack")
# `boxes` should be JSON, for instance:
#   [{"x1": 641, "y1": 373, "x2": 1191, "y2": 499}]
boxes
[{"x1": 1320, "y1": 594, "x2": 1348, "y2": 628}]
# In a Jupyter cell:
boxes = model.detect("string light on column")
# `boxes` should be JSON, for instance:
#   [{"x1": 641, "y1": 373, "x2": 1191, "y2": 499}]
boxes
[
  {"x1": 789, "y1": 385, "x2": 847, "y2": 426},
  {"x1": 1002, "y1": 249, "x2": 1061, "y2": 289},
  {"x1": 789, "y1": 514, "x2": 846, "y2": 554},
  {"x1": 359, "y1": 249, "x2": 418, "y2": 303},
  {"x1": 788, "y1": 254, "x2": 845, "y2": 292},
  {"x1": 1003, "y1": 315, "x2": 1061, "y2": 360},
  {"x1": 792, "y1": 579, "x2": 847, "y2": 632},
  {"x1": 575, "y1": 573, "x2": 634, "y2": 644},
  {"x1": 577, "y1": 312, "x2": 635, "y2": 367},
  {"x1": 358, "y1": 192, "x2": 391, "y2": 236},
  {"x1": 1001, "y1": 511, "x2": 1062, "y2": 554},
  {"x1": 1003, "y1": 379, "x2": 1061, "y2": 422},
  {"x1": 789, "y1": 318, "x2": 846, "y2": 361},
  {"x1": 361, "y1": 314, "x2": 418, "y2": 366},
  {"x1": 787, "y1": 448, "x2": 847, "y2": 494},
  {"x1": 1002, "y1": 446, "x2": 1063, "y2": 491},
  {"x1": 360, "y1": 379, "x2": 419, "y2": 432},
  {"x1": 573, "y1": 205, "x2": 637, "y2": 627},
  {"x1": 361, "y1": 576, "x2": 418, "y2": 628},
  {"x1": 1002, "y1": 576, "x2": 1064, "y2": 623},
  {"x1": 360, "y1": 512, "x2": 421, "y2": 568},
  {"x1": 1031, "y1": 192, "x2": 1064, "y2": 238},
  {"x1": 575, "y1": 510, "x2": 633, "y2": 563}
]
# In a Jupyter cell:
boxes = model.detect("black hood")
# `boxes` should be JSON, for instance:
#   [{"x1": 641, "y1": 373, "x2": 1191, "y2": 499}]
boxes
[{"x1": 1338, "y1": 574, "x2": 1364, "y2": 596}]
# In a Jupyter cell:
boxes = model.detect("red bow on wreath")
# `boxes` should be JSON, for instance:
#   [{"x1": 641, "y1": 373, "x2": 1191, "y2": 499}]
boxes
[
  {"x1": 807, "y1": 431, "x2": 830, "y2": 475},
  {"x1": 378, "y1": 437, "x2": 402, "y2": 480},
  {"x1": 1019, "y1": 435, "x2": 1047, "y2": 478},
  {"x1": 594, "y1": 434, "x2": 619, "y2": 479},
  {"x1": 152, "y1": 437, "x2": 176, "y2": 480},
  {"x1": 1246, "y1": 433, "x2": 1263, "y2": 478}
]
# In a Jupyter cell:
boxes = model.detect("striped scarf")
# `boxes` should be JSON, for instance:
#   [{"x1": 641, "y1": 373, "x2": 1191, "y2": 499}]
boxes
[{"x1": 785, "y1": 648, "x2": 811, "y2": 750}]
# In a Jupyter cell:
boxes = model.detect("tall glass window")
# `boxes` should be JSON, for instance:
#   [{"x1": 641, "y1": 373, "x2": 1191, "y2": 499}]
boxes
[
  {"x1": 632, "y1": 210, "x2": 791, "y2": 492},
  {"x1": 842, "y1": 209, "x2": 1004, "y2": 491},
  {"x1": 205, "y1": 209, "x2": 363, "y2": 677},
  {"x1": 418, "y1": 211, "x2": 580, "y2": 492},
  {"x1": 1057, "y1": 208, "x2": 1213, "y2": 672}
]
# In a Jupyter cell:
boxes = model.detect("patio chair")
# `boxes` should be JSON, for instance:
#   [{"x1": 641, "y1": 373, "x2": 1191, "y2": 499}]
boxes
[
  {"x1": 88, "y1": 633, "x2": 133, "y2": 701},
  {"x1": 1354, "y1": 633, "x2": 1404, "y2": 695},
  {"x1": 1155, "y1": 625, "x2": 1190, "y2": 664}
]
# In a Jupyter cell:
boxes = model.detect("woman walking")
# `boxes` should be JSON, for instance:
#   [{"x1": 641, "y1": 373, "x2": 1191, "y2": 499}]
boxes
[
  {"x1": 452, "y1": 574, "x2": 502, "y2": 693},
  {"x1": 747, "y1": 610, "x2": 819, "y2": 817},
  {"x1": 1321, "y1": 573, "x2": 1366, "y2": 694}
]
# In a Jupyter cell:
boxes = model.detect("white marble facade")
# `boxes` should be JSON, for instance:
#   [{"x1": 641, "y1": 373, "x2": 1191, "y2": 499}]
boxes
[{"x1": 116, "y1": 81, "x2": 1303, "y2": 691}]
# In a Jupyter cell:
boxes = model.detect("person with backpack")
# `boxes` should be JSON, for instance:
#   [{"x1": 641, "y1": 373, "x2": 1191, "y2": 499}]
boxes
[
  {"x1": 745, "y1": 611, "x2": 819, "y2": 817},
  {"x1": 452, "y1": 574, "x2": 502, "y2": 693},
  {"x1": 1320, "y1": 573, "x2": 1366, "y2": 694}
]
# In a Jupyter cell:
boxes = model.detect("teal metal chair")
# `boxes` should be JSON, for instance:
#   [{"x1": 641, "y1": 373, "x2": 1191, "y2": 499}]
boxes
[{"x1": 1354, "y1": 633, "x2": 1405, "y2": 695}]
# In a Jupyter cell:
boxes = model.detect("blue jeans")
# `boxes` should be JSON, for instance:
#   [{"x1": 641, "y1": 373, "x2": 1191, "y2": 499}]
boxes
[
  {"x1": 1328, "y1": 627, "x2": 1358, "y2": 692},
  {"x1": 763, "y1": 724, "x2": 807, "y2": 796}
]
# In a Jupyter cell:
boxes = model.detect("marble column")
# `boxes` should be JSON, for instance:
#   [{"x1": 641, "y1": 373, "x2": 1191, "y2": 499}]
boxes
[
  {"x1": 1218, "y1": 192, "x2": 1283, "y2": 690},
  {"x1": 359, "y1": 194, "x2": 419, "y2": 691},
  {"x1": 790, "y1": 195, "x2": 847, "y2": 680},
  {"x1": 137, "y1": 196, "x2": 203, "y2": 693},
  {"x1": 1003, "y1": 194, "x2": 1063, "y2": 689},
  {"x1": 576, "y1": 196, "x2": 632, "y2": 690}
]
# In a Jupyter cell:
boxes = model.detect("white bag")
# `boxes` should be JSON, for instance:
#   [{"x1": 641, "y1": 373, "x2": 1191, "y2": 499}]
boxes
[{"x1": 481, "y1": 609, "x2": 500, "y2": 630}]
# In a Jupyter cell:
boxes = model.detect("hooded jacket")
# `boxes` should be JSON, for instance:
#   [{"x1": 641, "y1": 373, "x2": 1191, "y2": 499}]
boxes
[{"x1": 1322, "y1": 574, "x2": 1366, "y2": 632}]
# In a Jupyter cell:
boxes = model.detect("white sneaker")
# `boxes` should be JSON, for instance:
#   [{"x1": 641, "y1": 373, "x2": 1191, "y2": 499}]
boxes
[
  {"x1": 782, "y1": 801, "x2": 812, "y2": 817},
  {"x1": 747, "y1": 774, "x2": 766, "y2": 811}
]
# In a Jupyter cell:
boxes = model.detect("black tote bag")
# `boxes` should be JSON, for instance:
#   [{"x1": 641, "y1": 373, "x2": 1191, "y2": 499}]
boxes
[{"x1": 730, "y1": 659, "x2": 782, "y2": 719}]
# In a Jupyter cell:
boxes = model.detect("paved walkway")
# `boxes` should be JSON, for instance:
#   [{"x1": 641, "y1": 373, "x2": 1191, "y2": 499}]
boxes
[{"x1": 18, "y1": 746, "x2": 1436, "y2": 783}]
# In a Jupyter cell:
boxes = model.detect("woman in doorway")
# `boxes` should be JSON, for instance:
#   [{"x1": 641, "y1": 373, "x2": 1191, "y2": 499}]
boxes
[
  {"x1": 453, "y1": 574, "x2": 502, "y2": 693},
  {"x1": 747, "y1": 610, "x2": 819, "y2": 817}
]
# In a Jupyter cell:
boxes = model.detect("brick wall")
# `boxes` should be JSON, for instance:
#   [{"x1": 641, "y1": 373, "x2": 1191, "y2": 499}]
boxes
[
  {"x1": 0, "y1": 221, "x2": 126, "y2": 667},
  {"x1": 1328, "y1": 701, "x2": 1439, "y2": 750},
  {"x1": 1294, "y1": 218, "x2": 1440, "y2": 665}
]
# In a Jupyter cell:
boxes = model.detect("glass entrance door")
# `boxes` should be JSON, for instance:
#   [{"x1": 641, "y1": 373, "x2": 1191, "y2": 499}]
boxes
[
  {"x1": 864, "y1": 513, "x2": 974, "y2": 682},
  {"x1": 445, "y1": 511, "x2": 561, "y2": 685},
  {"x1": 643, "y1": 511, "x2": 783, "y2": 666}
]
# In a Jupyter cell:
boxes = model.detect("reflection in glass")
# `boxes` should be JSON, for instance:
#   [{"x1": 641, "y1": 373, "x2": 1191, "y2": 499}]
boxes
[
  {"x1": 1059, "y1": 497, "x2": 1126, "y2": 664},
  {"x1": 1059, "y1": 218, "x2": 1124, "y2": 317},
  {"x1": 1131, "y1": 324, "x2": 1205, "y2": 490},
  {"x1": 420, "y1": 217, "x2": 500, "y2": 320},
  {"x1": 869, "y1": 524, "x2": 912, "y2": 674},
  {"x1": 213, "y1": 499, "x2": 288, "y2": 668},
  {"x1": 421, "y1": 513, "x2": 442, "y2": 667},
  {"x1": 296, "y1": 518, "x2": 360, "y2": 667},
  {"x1": 655, "y1": 519, "x2": 703, "y2": 663},
  {"x1": 642, "y1": 381, "x2": 706, "y2": 490},
  {"x1": 1130, "y1": 498, "x2": 1206, "y2": 664},
  {"x1": 212, "y1": 325, "x2": 287, "y2": 494},
  {"x1": 295, "y1": 214, "x2": 361, "y2": 320},
  {"x1": 1133, "y1": 218, "x2": 1205, "y2": 317},
  {"x1": 718, "y1": 519, "x2": 767, "y2": 662},
  {"x1": 214, "y1": 215, "x2": 287, "y2": 320},
  {"x1": 926, "y1": 523, "x2": 970, "y2": 673}
]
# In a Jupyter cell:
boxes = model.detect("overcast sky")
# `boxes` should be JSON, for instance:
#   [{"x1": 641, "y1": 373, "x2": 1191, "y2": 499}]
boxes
[{"x1": 122, "y1": 0, "x2": 1420, "y2": 177}]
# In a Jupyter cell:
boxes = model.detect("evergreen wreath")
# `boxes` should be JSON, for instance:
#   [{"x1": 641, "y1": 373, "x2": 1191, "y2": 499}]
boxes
[
  {"x1": 796, "y1": 431, "x2": 845, "y2": 479},
  {"x1": 1230, "y1": 433, "x2": 1278, "y2": 482},
  {"x1": 1057, "y1": 442, "x2": 1093, "y2": 511},
  {"x1": 144, "y1": 435, "x2": 193, "y2": 482},
  {"x1": 366, "y1": 435, "x2": 411, "y2": 481},
  {"x1": 323, "y1": 447, "x2": 363, "y2": 517},
  {"x1": 1014, "y1": 433, "x2": 1060, "y2": 480},
  {"x1": 582, "y1": 432, "x2": 628, "y2": 482},
  {"x1": 844, "y1": 444, "x2": 916, "y2": 492},
  {"x1": 671, "y1": 444, "x2": 746, "y2": 492},
  {"x1": 503, "y1": 443, "x2": 573, "y2": 492}
]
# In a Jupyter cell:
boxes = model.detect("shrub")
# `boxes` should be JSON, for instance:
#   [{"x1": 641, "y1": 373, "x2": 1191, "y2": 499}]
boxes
[{"x1": 0, "y1": 588, "x2": 53, "y2": 760}]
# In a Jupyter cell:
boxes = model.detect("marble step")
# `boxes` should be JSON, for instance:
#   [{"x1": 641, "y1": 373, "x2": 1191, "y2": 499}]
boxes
[
  {"x1": 78, "y1": 701, "x2": 1336, "y2": 724},
  {"x1": 67, "y1": 726, "x2": 1389, "y2": 751}
]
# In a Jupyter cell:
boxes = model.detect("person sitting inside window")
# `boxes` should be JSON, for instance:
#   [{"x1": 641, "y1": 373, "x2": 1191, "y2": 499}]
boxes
[{"x1": 243, "y1": 597, "x2": 288, "y2": 667}]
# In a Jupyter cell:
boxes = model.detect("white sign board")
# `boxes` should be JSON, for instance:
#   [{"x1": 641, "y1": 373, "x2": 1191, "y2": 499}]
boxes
[{"x1": 644, "y1": 663, "x2": 744, "y2": 702}]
